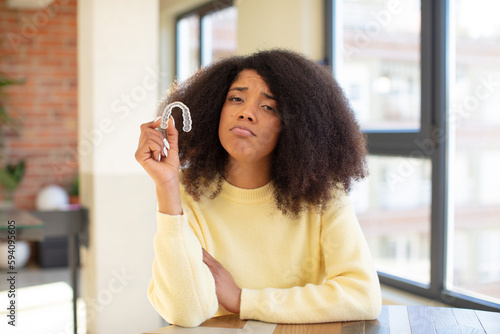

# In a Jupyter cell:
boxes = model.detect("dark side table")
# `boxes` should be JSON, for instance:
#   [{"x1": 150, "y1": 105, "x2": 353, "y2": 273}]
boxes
[
  {"x1": 1, "y1": 208, "x2": 88, "y2": 334},
  {"x1": 29, "y1": 208, "x2": 89, "y2": 334}
]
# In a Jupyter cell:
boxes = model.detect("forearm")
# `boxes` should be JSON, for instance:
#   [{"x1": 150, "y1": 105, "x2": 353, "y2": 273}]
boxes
[
  {"x1": 240, "y1": 275, "x2": 381, "y2": 323},
  {"x1": 156, "y1": 177, "x2": 183, "y2": 215},
  {"x1": 148, "y1": 212, "x2": 218, "y2": 327}
]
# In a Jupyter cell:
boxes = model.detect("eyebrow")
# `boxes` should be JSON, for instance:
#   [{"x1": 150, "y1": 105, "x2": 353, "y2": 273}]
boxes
[{"x1": 228, "y1": 87, "x2": 276, "y2": 100}]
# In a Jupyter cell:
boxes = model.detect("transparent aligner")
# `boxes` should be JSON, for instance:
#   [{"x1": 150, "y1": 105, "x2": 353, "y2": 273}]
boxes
[{"x1": 160, "y1": 101, "x2": 192, "y2": 132}]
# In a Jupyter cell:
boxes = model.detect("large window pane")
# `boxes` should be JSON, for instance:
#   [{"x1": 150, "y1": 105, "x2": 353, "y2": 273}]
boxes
[
  {"x1": 448, "y1": 0, "x2": 500, "y2": 303},
  {"x1": 176, "y1": 5, "x2": 237, "y2": 83},
  {"x1": 338, "y1": 0, "x2": 421, "y2": 131},
  {"x1": 201, "y1": 6, "x2": 238, "y2": 66},
  {"x1": 352, "y1": 156, "x2": 431, "y2": 284},
  {"x1": 177, "y1": 14, "x2": 200, "y2": 82}
]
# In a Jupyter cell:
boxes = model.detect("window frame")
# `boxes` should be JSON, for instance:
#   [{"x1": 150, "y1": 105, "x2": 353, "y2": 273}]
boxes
[
  {"x1": 325, "y1": 0, "x2": 500, "y2": 312},
  {"x1": 175, "y1": 0, "x2": 234, "y2": 79}
]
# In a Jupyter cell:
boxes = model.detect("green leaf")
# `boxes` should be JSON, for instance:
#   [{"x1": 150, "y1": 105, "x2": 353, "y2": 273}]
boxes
[
  {"x1": 0, "y1": 161, "x2": 25, "y2": 191},
  {"x1": 14, "y1": 160, "x2": 25, "y2": 182},
  {"x1": 0, "y1": 74, "x2": 25, "y2": 88},
  {"x1": 0, "y1": 168, "x2": 18, "y2": 192}
]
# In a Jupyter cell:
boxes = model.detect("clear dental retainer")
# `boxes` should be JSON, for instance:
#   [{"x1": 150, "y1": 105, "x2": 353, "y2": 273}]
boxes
[{"x1": 160, "y1": 101, "x2": 192, "y2": 132}]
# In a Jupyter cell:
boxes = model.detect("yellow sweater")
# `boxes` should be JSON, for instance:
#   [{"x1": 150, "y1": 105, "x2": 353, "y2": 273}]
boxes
[{"x1": 148, "y1": 178, "x2": 381, "y2": 327}]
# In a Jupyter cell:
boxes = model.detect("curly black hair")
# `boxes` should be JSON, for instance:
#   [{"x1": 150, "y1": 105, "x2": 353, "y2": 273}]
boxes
[{"x1": 158, "y1": 49, "x2": 367, "y2": 216}]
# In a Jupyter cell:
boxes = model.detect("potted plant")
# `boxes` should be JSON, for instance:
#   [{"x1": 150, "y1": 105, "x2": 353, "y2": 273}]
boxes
[
  {"x1": 0, "y1": 160, "x2": 30, "y2": 269},
  {"x1": 0, "y1": 160, "x2": 25, "y2": 208},
  {"x1": 0, "y1": 71, "x2": 25, "y2": 208},
  {"x1": 0, "y1": 72, "x2": 29, "y2": 269},
  {"x1": 68, "y1": 174, "x2": 80, "y2": 205}
]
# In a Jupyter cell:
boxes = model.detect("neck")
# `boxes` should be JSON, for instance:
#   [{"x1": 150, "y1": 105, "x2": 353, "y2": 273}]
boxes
[{"x1": 225, "y1": 158, "x2": 271, "y2": 189}]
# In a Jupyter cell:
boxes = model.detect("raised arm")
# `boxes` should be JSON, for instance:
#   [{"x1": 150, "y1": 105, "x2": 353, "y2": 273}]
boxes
[{"x1": 136, "y1": 117, "x2": 218, "y2": 327}]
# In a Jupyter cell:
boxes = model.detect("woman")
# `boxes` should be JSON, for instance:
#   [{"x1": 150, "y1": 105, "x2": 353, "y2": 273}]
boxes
[{"x1": 135, "y1": 49, "x2": 381, "y2": 327}]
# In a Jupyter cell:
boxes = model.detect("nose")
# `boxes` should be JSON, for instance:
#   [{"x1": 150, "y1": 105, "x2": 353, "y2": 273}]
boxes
[{"x1": 237, "y1": 104, "x2": 256, "y2": 123}]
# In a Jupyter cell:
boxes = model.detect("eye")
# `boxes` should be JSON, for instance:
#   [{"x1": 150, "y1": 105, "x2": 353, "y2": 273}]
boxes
[
  {"x1": 262, "y1": 105, "x2": 277, "y2": 113},
  {"x1": 228, "y1": 96, "x2": 243, "y2": 102}
]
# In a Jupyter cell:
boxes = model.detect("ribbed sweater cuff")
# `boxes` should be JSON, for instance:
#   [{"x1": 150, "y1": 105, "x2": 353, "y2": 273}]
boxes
[{"x1": 239, "y1": 288, "x2": 263, "y2": 321}]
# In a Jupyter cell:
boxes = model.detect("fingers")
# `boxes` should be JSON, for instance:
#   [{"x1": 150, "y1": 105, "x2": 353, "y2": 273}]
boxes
[
  {"x1": 137, "y1": 117, "x2": 175, "y2": 164},
  {"x1": 159, "y1": 116, "x2": 179, "y2": 162},
  {"x1": 152, "y1": 115, "x2": 162, "y2": 127},
  {"x1": 140, "y1": 116, "x2": 162, "y2": 133},
  {"x1": 202, "y1": 248, "x2": 214, "y2": 266},
  {"x1": 165, "y1": 116, "x2": 179, "y2": 152},
  {"x1": 150, "y1": 116, "x2": 168, "y2": 162},
  {"x1": 202, "y1": 248, "x2": 242, "y2": 314},
  {"x1": 136, "y1": 125, "x2": 165, "y2": 163},
  {"x1": 202, "y1": 248, "x2": 221, "y2": 271}
]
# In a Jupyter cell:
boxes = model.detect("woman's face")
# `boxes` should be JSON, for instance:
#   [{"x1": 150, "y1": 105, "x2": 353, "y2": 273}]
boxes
[{"x1": 218, "y1": 69, "x2": 282, "y2": 165}]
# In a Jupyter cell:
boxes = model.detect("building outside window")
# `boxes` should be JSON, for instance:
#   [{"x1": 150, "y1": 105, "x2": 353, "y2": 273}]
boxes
[
  {"x1": 328, "y1": 0, "x2": 500, "y2": 310},
  {"x1": 449, "y1": 0, "x2": 500, "y2": 304}
]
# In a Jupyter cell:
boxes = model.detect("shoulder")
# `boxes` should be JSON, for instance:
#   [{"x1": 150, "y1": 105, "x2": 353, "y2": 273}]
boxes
[
  {"x1": 178, "y1": 168, "x2": 215, "y2": 209},
  {"x1": 319, "y1": 188, "x2": 358, "y2": 228},
  {"x1": 324, "y1": 185, "x2": 352, "y2": 212}
]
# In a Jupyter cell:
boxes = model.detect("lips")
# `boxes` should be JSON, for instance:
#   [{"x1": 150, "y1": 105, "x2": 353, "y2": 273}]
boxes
[{"x1": 231, "y1": 125, "x2": 256, "y2": 137}]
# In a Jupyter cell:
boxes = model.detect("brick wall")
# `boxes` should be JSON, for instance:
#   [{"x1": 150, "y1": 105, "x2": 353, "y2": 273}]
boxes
[{"x1": 0, "y1": 0, "x2": 78, "y2": 209}]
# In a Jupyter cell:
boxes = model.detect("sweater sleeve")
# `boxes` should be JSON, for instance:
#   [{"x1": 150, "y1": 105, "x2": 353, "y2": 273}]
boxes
[
  {"x1": 239, "y1": 195, "x2": 381, "y2": 323},
  {"x1": 147, "y1": 211, "x2": 218, "y2": 327}
]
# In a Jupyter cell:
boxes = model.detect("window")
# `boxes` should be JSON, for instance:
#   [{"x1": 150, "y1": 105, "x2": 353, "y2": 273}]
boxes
[
  {"x1": 176, "y1": 1, "x2": 237, "y2": 82},
  {"x1": 448, "y1": 0, "x2": 500, "y2": 305},
  {"x1": 351, "y1": 156, "x2": 432, "y2": 284},
  {"x1": 336, "y1": 0, "x2": 421, "y2": 131},
  {"x1": 177, "y1": 14, "x2": 200, "y2": 82},
  {"x1": 326, "y1": 0, "x2": 500, "y2": 311}
]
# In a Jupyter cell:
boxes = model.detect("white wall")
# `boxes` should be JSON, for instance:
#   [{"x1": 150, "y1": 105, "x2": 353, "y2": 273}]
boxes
[
  {"x1": 236, "y1": 0, "x2": 324, "y2": 60},
  {"x1": 78, "y1": 1, "x2": 161, "y2": 333}
]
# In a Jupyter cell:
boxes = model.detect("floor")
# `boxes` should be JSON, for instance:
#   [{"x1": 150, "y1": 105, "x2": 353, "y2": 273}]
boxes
[{"x1": 0, "y1": 264, "x2": 86, "y2": 334}]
